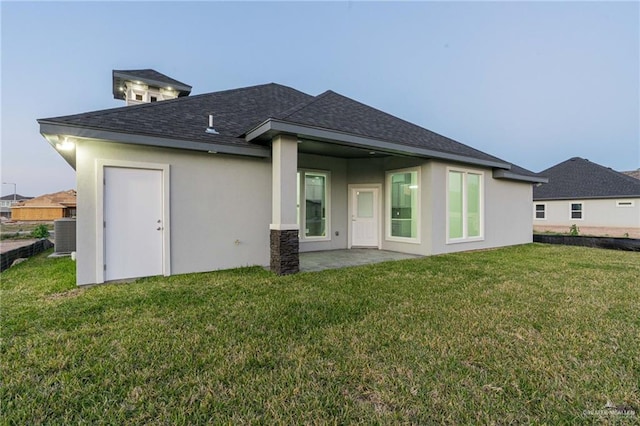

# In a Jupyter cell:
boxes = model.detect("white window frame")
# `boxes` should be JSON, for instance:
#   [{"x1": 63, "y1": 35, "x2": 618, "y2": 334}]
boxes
[
  {"x1": 446, "y1": 167, "x2": 485, "y2": 244},
  {"x1": 570, "y1": 202, "x2": 584, "y2": 220},
  {"x1": 534, "y1": 203, "x2": 546, "y2": 220},
  {"x1": 385, "y1": 167, "x2": 421, "y2": 244},
  {"x1": 298, "y1": 169, "x2": 331, "y2": 242},
  {"x1": 616, "y1": 200, "x2": 635, "y2": 207}
]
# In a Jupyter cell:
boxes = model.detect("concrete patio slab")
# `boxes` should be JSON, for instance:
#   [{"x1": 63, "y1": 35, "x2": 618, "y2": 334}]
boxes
[{"x1": 300, "y1": 248, "x2": 422, "y2": 272}]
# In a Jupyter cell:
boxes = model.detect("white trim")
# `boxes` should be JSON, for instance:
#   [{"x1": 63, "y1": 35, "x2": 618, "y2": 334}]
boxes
[
  {"x1": 95, "y1": 159, "x2": 171, "y2": 284},
  {"x1": 533, "y1": 202, "x2": 547, "y2": 220},
  {"x1": 347, "y1": 184, "x2": 383, "y2": 249},
  {"x1": 570, "y1": 201, "x2": 584, "y2": 220},
  {"x1": 616, "y1": 200, "x2": 635, "y2": 207},
  {"x1": 446, "y1": 166, "x2": 485, "y2": 244},
  {"x1": 385, "y1": 167, "x2": 421, "y2": 244},
  {"x1": 298, "y1": 169, "x2": 332, "y2": 242}
]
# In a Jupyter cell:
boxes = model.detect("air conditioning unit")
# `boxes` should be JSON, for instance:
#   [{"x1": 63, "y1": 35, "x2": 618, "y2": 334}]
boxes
[{"x1": 54, "y1": 218, "x2": 76, "y2": 254}]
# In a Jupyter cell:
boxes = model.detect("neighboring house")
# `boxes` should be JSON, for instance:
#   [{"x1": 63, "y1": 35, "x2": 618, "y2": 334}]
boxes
[
  {"x1": 622, "y1": 169, "x2": 640, "y2": 180},
  {"x1": 0, "y1": 194, "x2": 32, "y2": 218},
  {"x1": 533, "y1": 157, "x2": 640, "y2": 237},
  {"x1": 11, "y1": 190, "x2": 77, "y2": 221},
  {"x1": 38, "y1": 69, "x2": 546, "y2": 286}
]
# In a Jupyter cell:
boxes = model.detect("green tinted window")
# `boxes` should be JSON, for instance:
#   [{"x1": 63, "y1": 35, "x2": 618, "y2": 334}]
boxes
[
  {"x1": 390, "y1": 171, "x2": 418, "y2": 238},
  {"x1": 448, "y1": 171, "x2": 463, "y2": 239}
]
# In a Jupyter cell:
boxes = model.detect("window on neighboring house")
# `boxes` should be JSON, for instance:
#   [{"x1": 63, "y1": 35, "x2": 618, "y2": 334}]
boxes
[
  {"x1": 571, "y1": 203, "x2": 583, "y2": 219},
  {"x1": 150, "y1": 96, "x2": 157, "y2": 102},
  {"x1": 135, "y1": 94, "x2": 143, "y2": 101},
  {"x1": 448, "y1": 169, "x2": 483, "y2": 241},
  {"x1": 297, "y1": 171, "x2": 330, "y2": 239},
  {"x1": 535, "y1": 203, "x2": 546, "y2": 219},
  {"x1": 386, "y1": 168, "x2": 419, "y2": 241}
]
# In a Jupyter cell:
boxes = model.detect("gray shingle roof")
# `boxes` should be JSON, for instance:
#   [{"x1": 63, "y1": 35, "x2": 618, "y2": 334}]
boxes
[
  {"x1": 40, "y1": 82, "x2": 539, "y2": 176},
  {"x1": 0, "y1": 194, "x2": 31, "y2": 201},
  {"x1": 45, "y1": 83, "x2": 313, "y2": 148},
  {"x1": 533, "y1": 157, "x2": 640, "y2": 200},
  {"x1": 274, "y1": 90, "x2": 505, "y2": 165}
]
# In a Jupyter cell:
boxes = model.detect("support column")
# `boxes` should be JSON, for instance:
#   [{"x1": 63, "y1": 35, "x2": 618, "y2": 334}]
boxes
[{"x1": 270, "y1": 134, "x2": 299, "y2": 275}]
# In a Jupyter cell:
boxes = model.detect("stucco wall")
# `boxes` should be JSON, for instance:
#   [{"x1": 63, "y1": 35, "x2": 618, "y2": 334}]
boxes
[
  {"x1": 347, "y1": 157, "x2": 432, "y2": 256},
  {"x1": 75, "y1": 139, "x2": 536, "y2": 284},
  {"x1": 75, "y1": 139, "x2": 272, "y2": 285},
  {"x1": 533, "y1": 198, "x2": 640, "y2": 229},
  {"x1": 298, "y1": 154, "x2": 348, "y2": 252},
  {"x1": 429, "y1": 161, "x2": 533, "y2": 255}
]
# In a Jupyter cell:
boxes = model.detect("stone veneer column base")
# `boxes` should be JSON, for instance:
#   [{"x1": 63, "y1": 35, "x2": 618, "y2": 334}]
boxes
[{"x1": 270, "y1": 229, "x2": 299, "y2": 275}]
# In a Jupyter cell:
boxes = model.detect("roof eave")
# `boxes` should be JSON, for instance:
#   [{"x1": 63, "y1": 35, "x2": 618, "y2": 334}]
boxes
[
  {"x1": 493, "y1": 169, "x2": 548, "y2": 184},
  {"x1": 38, "y1": 121, "x2": 271, "y2": 164},
  {"x1": 246, "y1": 118, "x2": 511, "y2": 170}
]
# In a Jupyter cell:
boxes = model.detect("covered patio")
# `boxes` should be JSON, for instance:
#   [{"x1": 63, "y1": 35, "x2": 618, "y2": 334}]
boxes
[{"x1": 299, "y1": 248, "x2": 422, "y2": 272}]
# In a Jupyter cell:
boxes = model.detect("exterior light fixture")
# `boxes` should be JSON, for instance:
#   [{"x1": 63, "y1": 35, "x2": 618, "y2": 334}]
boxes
[{"x1": 56, "y1": 136, "x2": 75, "y2": 151}]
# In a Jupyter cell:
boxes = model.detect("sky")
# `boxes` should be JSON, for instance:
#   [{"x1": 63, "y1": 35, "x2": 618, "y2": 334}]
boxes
[{"x1": 1, "y1": 1, "x2": 638, "y2": 197}]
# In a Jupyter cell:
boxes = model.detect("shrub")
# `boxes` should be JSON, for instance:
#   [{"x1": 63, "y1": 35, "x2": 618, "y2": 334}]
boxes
[
  {"x1": 31, "y1": 224, "x2": 50, "y2": 239},
  {"x1": 569, "y1": 224, "x2": 580, "y2": 236}
]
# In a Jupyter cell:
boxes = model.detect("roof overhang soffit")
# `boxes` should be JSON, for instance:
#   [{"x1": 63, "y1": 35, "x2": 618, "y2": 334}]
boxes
[
  {"x1": 38, "y1": 121, "x2": 271, "y2": 170},
  {"x1": 246, "y1": 118, "x2": 512, "y2": 170}
]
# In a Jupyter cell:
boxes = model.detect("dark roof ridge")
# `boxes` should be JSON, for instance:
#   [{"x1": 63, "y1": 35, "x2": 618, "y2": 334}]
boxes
[{"x1": 275, "y1": 89, "x2": 334, "y2": 120}]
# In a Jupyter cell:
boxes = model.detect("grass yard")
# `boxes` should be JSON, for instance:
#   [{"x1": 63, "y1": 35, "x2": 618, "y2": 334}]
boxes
[{"x1": 1, "y1": 244, "x2": 639, "y2": 424}]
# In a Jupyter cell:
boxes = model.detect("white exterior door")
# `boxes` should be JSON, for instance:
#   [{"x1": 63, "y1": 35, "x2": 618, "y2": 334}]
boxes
[
  {"x1": 351, "y1": 187, "x2": 379, "y2": 247},
  {"x1": 104, "y1": 167, "x2": 164, "y2": 281}
]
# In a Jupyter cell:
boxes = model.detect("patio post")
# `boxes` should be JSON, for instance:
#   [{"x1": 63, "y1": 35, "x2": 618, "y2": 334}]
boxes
[{"x1": 270, "y1": 134, "x2": 299, "y2": 274}]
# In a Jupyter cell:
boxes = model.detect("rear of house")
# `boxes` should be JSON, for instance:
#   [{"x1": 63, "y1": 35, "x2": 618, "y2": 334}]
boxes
[{"x1": 39, "y1": 70, "x2": 546, "y2": 286}]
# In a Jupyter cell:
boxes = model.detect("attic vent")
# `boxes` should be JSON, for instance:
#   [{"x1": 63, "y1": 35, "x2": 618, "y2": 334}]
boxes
[{"x1": 205, "y1": 114, "x2": 219, "y2": 135}]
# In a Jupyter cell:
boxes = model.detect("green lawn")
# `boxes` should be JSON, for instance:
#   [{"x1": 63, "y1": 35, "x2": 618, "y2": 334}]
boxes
[{"x1": 2, "y1": 244, "x2": 639, "y2": 424}]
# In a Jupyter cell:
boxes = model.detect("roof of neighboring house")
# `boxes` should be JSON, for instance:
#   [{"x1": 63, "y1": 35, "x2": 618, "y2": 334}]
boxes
[
  {"x1": 534, "y1": 157, "x2": 640, "y2": 200},
  {"x1": 622, "y1": 169, "x2": 640, "y2": 180},
  {"x1": 112, "y1": 69, "x2": 192, "y2": 100},
  {"x1": 0, "y1": 194, "x2": 32, "y2": 201},
  {"x1": 13, "y1": 190, "x2": 77, "y2": 208},
  {"x1": 39, "y1": 82, "x2": 544, "y2": 182}
]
